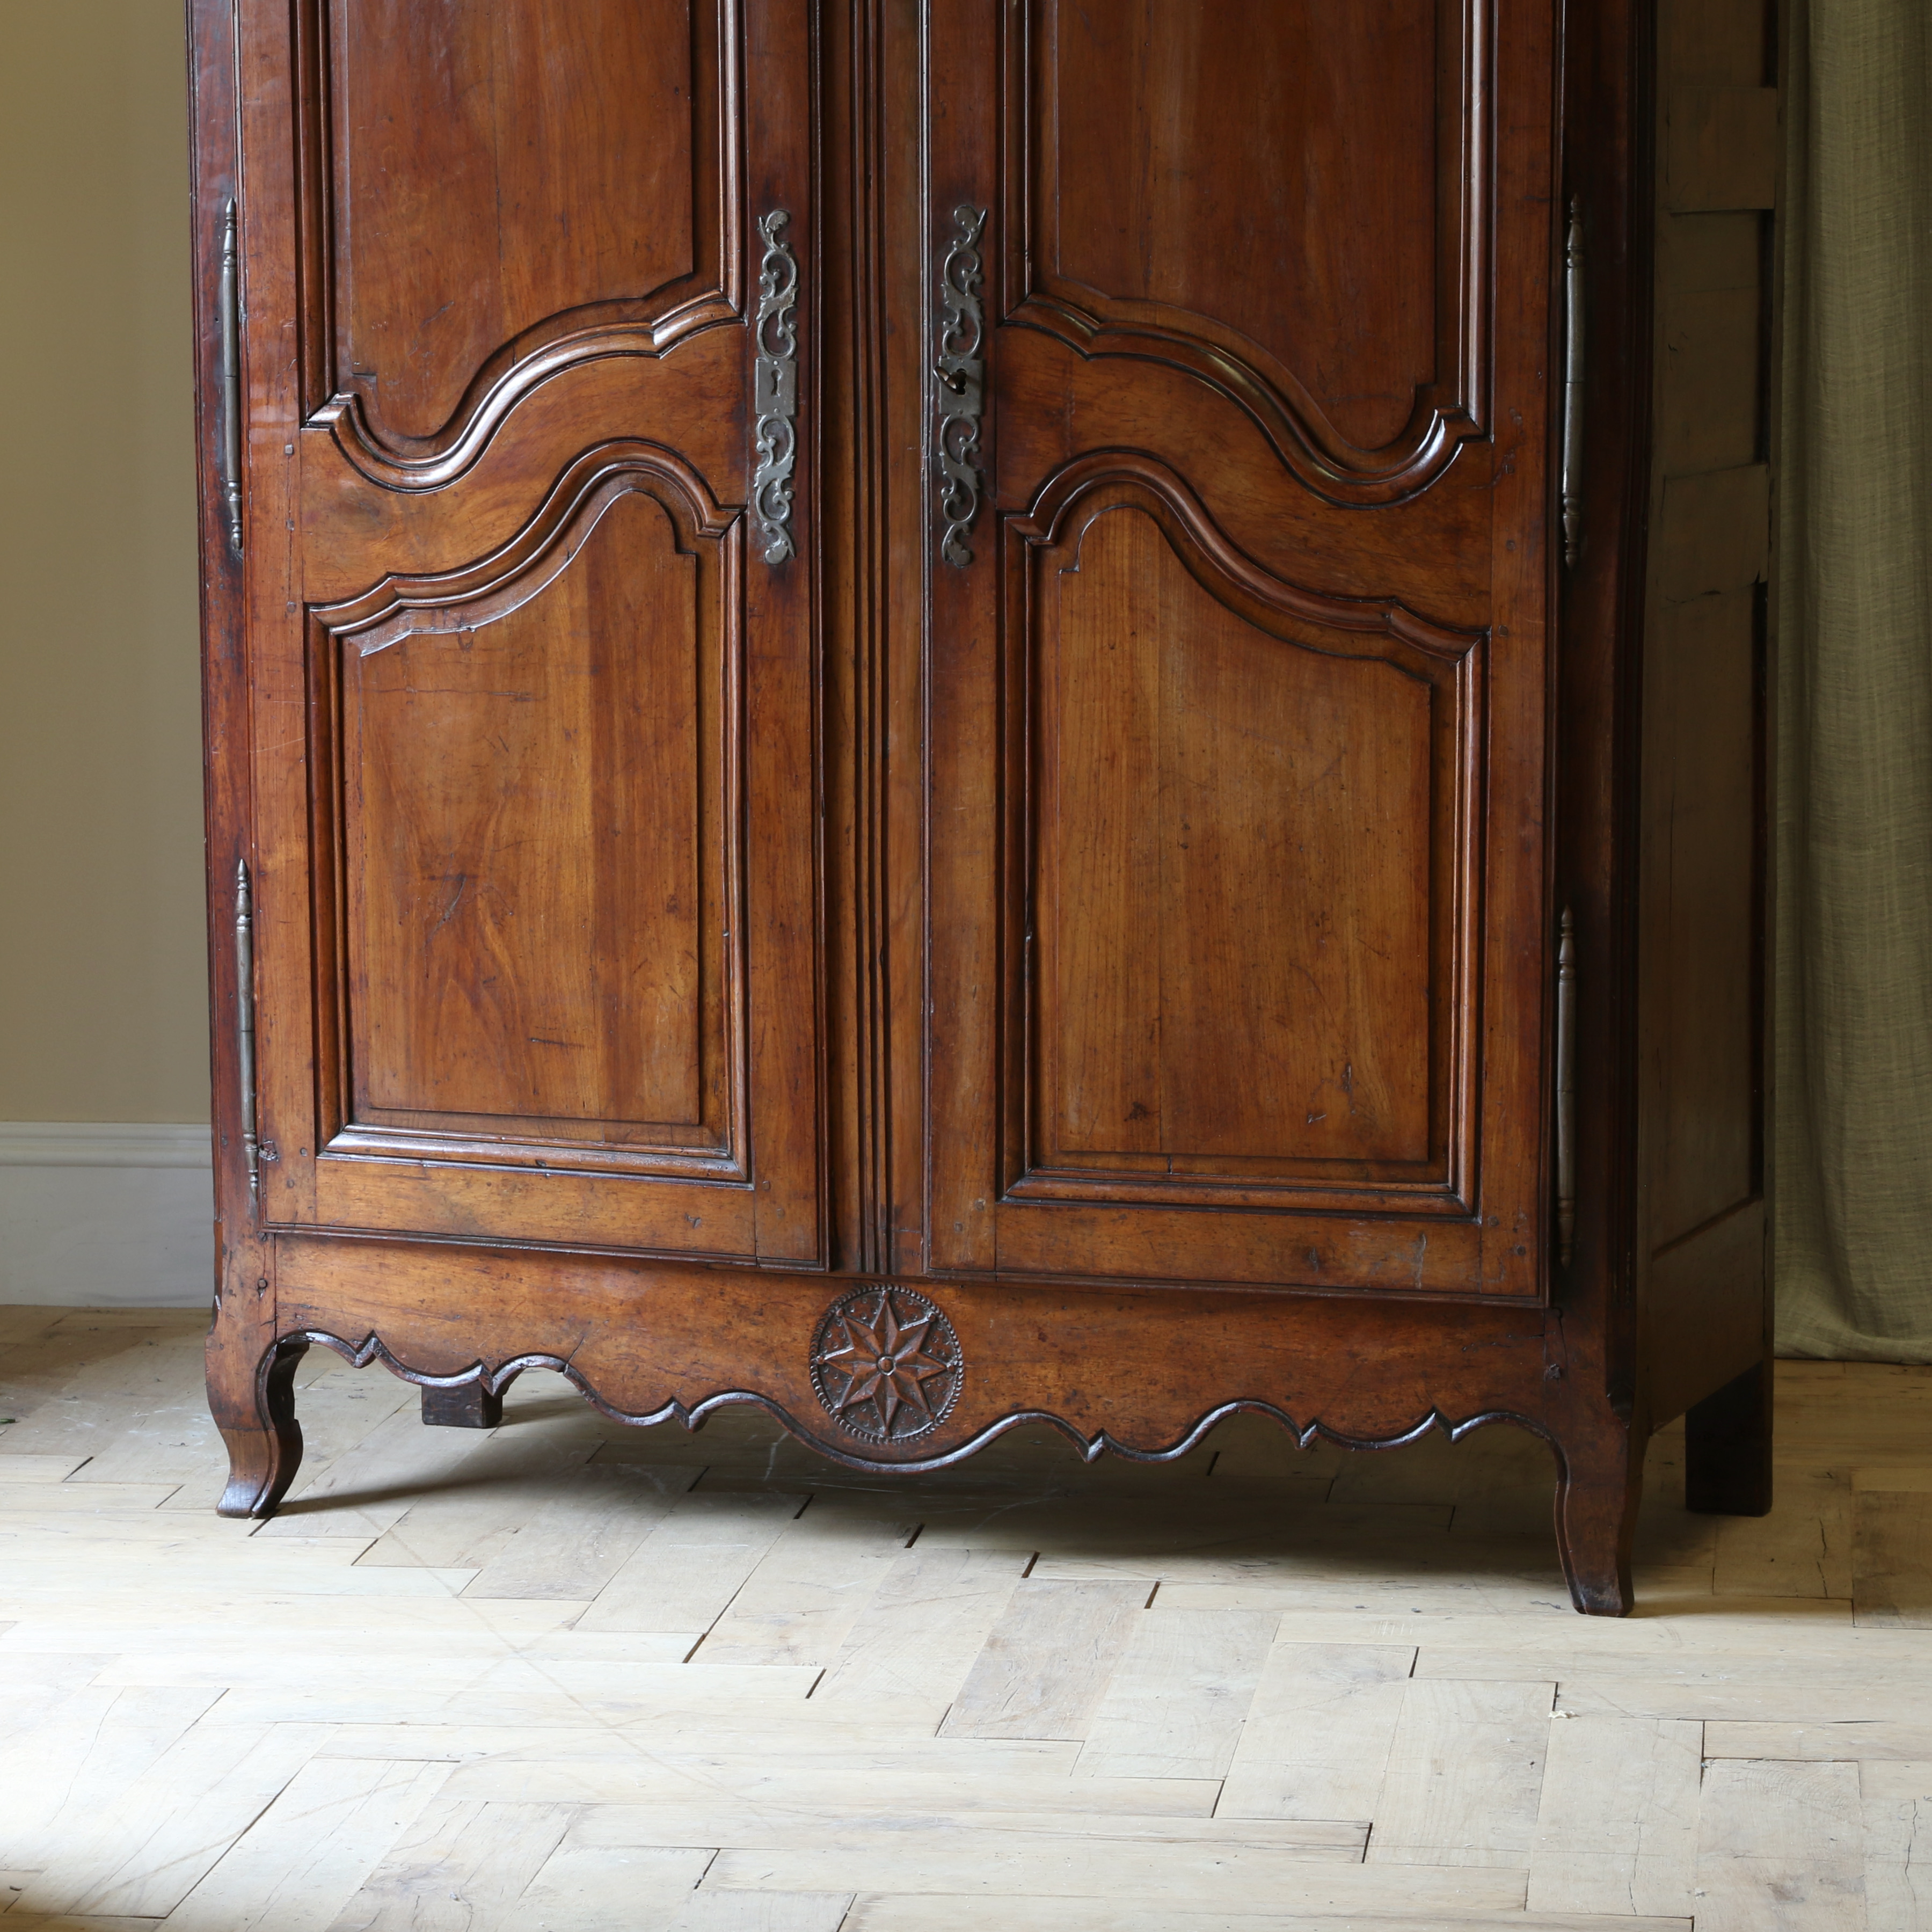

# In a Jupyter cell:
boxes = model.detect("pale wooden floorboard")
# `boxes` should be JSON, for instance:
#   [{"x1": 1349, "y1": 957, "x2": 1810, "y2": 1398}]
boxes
[
  {"x1": 1712, "y1": 1467, "x2": 1853, "y2": 1599},
  {"x1": 253, "y1": 1404, "x2": 506, "y2": 1542},
  {"x1": 161, "y1": 1758, "x2": 453, "y2": 1932},
  {"x1": 0, "y1": 1457, "x2": 88, "y2": 1485},
  {"x1": 1709, "y1": 1720, "x2": 1932, "y2": 1761},
  {"x1": 811, "y1": 1545, "x2": 1027, "y2": 1710},
  {"x1": 500, "y1": 1842, "x2": 720, "y2": 1932},
  {"x1": 322, "y1": 1796, "x2": 578, "y2": 1931},
  {"x1": 1852, "y1": 1488, "x2": 1932, "y2": 1627},
  {"x1": 843, "y1": 1903, "x2": 1693, "y2": 1932},
  {"x1": 0, "y1": 1916, "x2": 163, "y2": 1931},
  {"x1": 461, "y1": 1456, "x2": 703, "y2": 1601},
  {"x1": 0, "y1": 1685, "x2": 221, "y2": 1871},
  {"x1": 0, "y1": 1322, "x2": 1927, "y2": 1926},
  {"x1": 1073, "y1": 1605, "x2": 1277, "y2": 1780},
  {"x1": 1526, "y1": 1714, "x2": 1701, "y2": 1917},
  {"x1": 661, "y1": 1894, "x2": 852, "y2": 1932},
  {"x1": 350, "y1": 1422, "x2": 614, "y2": 1572},
  {"x1": 1858, "y1": 1760, "x2": 1932, "y2": 1932},
  {"x1": 436, "y1": 1759, "x2": 1224, "y2": 1817},
  {"x1": 1365, "y1": 1676, "x2": 1553, "y2": 1867},
  {"x1": 696, "y1": 1497, "x2": 921, "y2": 1668},
  {"x1": 13, "y1": 1720, "x2": 329, "y2": 1918},
  {"x1": 697, "y1": 1836, "x2": 1464, "y2": 1907},
  {"x1": 938, "y1": 1578, "x2": 1145, "y2": 1740},
  {"x1": 1692, "y1": 1759, "x2": 1867, "y2": 1930},
  {"x1": 1216, "y1": 1640, "x2": 1414, "y2": 1822},
  {"x1": 563, "y1": 1803, "x2": 1363, "y2": 1857},
  {"x1": 575, "y1": 1491, "x2": 805, "y2": 1635}
]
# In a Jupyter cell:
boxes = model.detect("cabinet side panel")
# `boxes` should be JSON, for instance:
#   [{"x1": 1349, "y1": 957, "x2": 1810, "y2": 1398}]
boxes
[
  {"x1": 1638, "y1": 0, "x2": 1779, "y2": 1418},
  {"x1": 1644, "y1": 587, "x2": 1760, "y2": 1240}
]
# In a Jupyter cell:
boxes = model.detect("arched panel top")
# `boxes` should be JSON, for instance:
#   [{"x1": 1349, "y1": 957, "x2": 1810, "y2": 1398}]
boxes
[
  {"x1": 315, "y1": 443, "x2": 735, "y2": 652},
  {"x1": 302, "y1": 0, "x2": 742, "y2": 490},
  {"x1": 1004, "y1": 0, "x2": 1492, "y2": 504},
  {"x1": 1013, "y1": 453, "x2": 1486, "y2": 666}
]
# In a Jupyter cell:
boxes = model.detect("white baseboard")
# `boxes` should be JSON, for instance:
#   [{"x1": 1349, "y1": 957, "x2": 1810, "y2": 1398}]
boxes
[{"x1": 0, "y1": 1122, "x2": 213, "y2": 1307}]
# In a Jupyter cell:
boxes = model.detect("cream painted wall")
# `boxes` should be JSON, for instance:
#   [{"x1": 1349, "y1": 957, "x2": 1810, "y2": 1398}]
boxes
[{"x1": 0, "y1": 4, "x2": 209, "y2": 1124}]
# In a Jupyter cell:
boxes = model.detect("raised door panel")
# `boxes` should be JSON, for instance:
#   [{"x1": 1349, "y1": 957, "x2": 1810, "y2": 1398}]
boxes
[
  {"x1": 1011, "y1": 0, "x2": 1486, "y2": 494},
  {"x1": 1015, "y1": 480, "x2": 1479, "y2": 1211},
  {"x1": 231, "y1": 0, "x2": 819, "y2": 1263},
  {"x1": 921, "y1": 0, "x2": 1554, "y2": 1295},
  {"x1": 329, "y1": 471, "x2": 741, "y2": 1172},
  {"x1": 307, "y1": 0, "x2": 741, "y2": 483}
]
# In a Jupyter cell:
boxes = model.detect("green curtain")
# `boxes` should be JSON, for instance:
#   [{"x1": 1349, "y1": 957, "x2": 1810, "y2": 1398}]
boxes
[{"x1": 1775, "y1": 0, "x2": 1932, "y2": 1359}]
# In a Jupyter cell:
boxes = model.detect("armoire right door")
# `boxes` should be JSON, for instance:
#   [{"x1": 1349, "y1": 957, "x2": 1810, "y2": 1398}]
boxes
[{"x1": 918, "y1": 0, "x2": 1562, "y2": 1298}]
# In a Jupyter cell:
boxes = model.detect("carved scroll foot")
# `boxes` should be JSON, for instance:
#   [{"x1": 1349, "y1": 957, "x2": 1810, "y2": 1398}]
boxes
[
  {"x1": 1554, "y1": 1418, "x2": 1643, "y2": 1617},
  {"x1": 212, "y1": 1337, "x2": 308, "y2": 1519},
  {"x1": 1686, "y1": 1361, "x2": 1774, "y2": 1517},
  {"x1": 421, "y1": 1381, "x2": 504, "y2": 1430}
]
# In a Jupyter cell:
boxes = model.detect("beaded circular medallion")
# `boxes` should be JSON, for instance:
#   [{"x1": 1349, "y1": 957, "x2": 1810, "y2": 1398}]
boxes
[{"x1": 807, "y1": 1285, "x2": 963, "y2": 1445}]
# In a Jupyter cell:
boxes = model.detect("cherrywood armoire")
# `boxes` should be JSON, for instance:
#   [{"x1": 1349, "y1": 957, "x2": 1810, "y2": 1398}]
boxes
[{"x1": 193, "y1": 0, "x2": 1782, "y2": 1613}]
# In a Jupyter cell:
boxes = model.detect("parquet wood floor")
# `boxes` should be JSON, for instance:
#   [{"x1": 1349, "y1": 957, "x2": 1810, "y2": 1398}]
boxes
[{"x1": 1, "y1": 1306, "x2": 1926, "y2": 1929}]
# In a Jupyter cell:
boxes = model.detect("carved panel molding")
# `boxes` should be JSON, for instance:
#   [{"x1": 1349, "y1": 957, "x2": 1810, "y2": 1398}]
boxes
[
  {"x1": 1004, "y1": 0, "x2": 1492, "y2": 504},
  {"x1": 311, "y1": 442, "x2": 736, "y2": 647},
  {"x1": 297, "y1": 0, "x2": 743, "y2": 490}
]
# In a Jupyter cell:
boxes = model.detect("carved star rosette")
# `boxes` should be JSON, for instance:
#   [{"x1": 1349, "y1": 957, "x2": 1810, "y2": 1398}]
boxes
[{"x1": 808, "y1": 1286, "x2": 963, "y2": 1446}]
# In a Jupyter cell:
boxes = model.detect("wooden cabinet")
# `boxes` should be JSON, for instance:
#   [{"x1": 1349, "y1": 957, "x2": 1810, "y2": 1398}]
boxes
[{"x1": 193, "y1": 0, "x2": 1781, "y2": 1613}]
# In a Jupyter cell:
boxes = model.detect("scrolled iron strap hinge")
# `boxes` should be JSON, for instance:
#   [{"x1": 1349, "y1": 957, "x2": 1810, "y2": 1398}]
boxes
[
  {"x1": 935, "y1": 205, "x2": 987, "y2": 567},
  {"x1": 751, "y1": 209, "x2": 800, "y2": 565},
  {"x1": 235, "y1": 859, "x2": 260, "y2": 1207},
  {"x1": 1561, "y1": 196, "x2": 1585, "y2": 568},
  {"x1": 218, "y1": 198, "x2": 244, "y2": 558},
  {"x1": 1555, "y1": 906, "x2": 1578, "y2": 1267}
]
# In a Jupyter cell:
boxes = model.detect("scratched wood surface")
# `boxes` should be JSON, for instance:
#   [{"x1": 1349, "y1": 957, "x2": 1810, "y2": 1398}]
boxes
[{"x1": 1, "y1": 1309, "x2": 1919, "y2": 1929}]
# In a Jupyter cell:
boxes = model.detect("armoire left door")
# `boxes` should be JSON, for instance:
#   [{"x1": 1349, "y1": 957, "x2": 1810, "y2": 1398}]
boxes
[{"x1": 213, "y1": 0, "x2": 822, "y2": 1264}]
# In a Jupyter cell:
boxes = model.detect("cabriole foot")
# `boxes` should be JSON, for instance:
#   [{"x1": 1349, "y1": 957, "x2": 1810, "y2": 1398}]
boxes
[
  {"x1": 1554, "y1": 1417, "x2": 1644, "y2": 1616},
  {"x1": 212, "y1": 1337, "x2": 307, "y2": 1519}
]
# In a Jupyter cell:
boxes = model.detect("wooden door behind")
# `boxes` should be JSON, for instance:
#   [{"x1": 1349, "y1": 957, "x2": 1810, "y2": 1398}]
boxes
[
  {"x1": 922, "y1": 0, "x2": 1558, "y2": 1296},
  {"x1": 232, "y1": 0, "x2": 821, "y2": 1262}
]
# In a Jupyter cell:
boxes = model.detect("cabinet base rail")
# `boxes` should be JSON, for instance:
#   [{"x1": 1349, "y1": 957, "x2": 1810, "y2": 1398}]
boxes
[{"x1": 206, "y1": 1236, "x2": 1774, "y2": 1618}]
